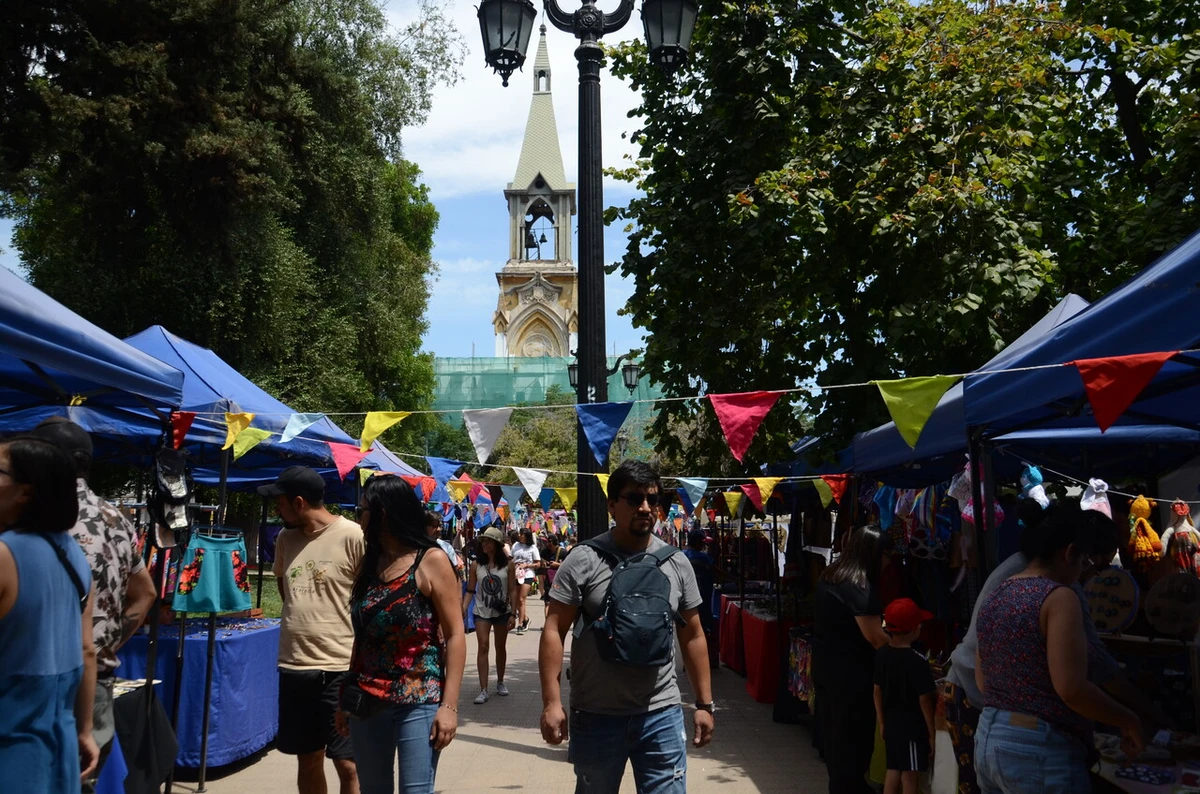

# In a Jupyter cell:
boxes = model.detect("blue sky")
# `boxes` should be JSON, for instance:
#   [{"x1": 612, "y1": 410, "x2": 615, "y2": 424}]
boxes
[{"x1": 1, "y1": 1, "x2": 649, "y2": 360}]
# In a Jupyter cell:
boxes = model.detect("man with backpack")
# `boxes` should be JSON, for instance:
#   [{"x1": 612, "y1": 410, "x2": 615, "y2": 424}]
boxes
[{"x1": 539, "y1": 460, "x2": 714, "y2": 793}]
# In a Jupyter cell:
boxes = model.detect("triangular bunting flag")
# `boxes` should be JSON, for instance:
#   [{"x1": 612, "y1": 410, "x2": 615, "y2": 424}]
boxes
[
  {"x1": 813, "y1": 478, "x2": 834, "y2": 508},
  {"x1": 753, "y1": 477, "x2": 783, "y2": 507},
  {"x1": 539, "y1": 488, "x2": 556, "y2": 512},
  {"x1": 513, "y1": 466, "x2": 548, "y2": 502},
  {"x1": 328, "y1": 442, "x2": 368, "y2": 480},
  {"x1": 361, "y1": 411, "x2": 412, "y2": 452},
  {"x1": 1072, "y1": 351, "x2": 1178, "y2": 432},
  {"x1": 723, "y1": 490, "x2": 744, "y2": 517},
  {"x1": 558, "y1": 488, "x2": 578, "y2": 512},
  {"x1": 487, "y1": 484, "x2": 504, "y2": 507},
  {"x1": 595, "y1": 473, "x2": 610, "y2": 498},
  {"x1": 709, "y1": 391, "x2": 782, "y2": 462},
  {"x1": 677, "y1": 478, "x2": 708, "y2": 512},
  {"x1": 401, "y1": 475, "x2": 424, "y2": 496},
  {"x1": 500, "y1": 485, "x2": 526, "y2": 510},
  {"x1": 873, "y1": 375, "x2": 959, "y2": 448},
  {"x1": 676, "y1": 487, "x2": 694, "y2": 516},
  {"x1": 170, "y1": 411, "x2": 196, "y2": 450},
  {"x1": 463, "y1": 408, "x2": 513, "y2": 464},
  {"x1": 740, "y1": 483, "x2": 764, "y2": 514},
  {"x1": 281, "y1": 413, "x2": 324, "y2": 444},
  {"x1": 418, "y1": 477, "x2": 437, "y2": 502},
  {"x1": 575, "y1": 402, "x2": 635, "y2": 467},
  {"x1": 222, "y1": 412, "x2": 254, "y2": 450},
  {"x1": 821, "y1": 475, "x2": 849, "y2": 505},
  {"x1": 359, "y1": 468, "x2": 375, "y2": 488},
  {"x1": 447, "y1": 480, "x2": 472, "y2": 504},
  {"x1": 426, "y1": 457, "x2": 464, "y2": 488},
  {"x1": 232, "y1": 428, "x2": 272, "y2": 460}
]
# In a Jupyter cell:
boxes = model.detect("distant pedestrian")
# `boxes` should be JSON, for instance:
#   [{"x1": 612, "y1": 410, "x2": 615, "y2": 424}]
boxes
[
  {"x1": 463, "y1": 527, "x2": 517, "y2": 704},
  {"x1": 262, "y1": 467, "x2": 364, "y2": 794},
  {"x1": 539, "y1": 459, "x2": 714, "y2": 793},
  {"x1": 540, "y1": 533, "x2": 567, "y2": 617},
  {"x1": 425, "y1": 511, "x2": 462, "y2": 581},
  {"x1": 511, "y1": 528, "x2": 540, "y2": 633},
  {"x1": 683, "y1": 528, "x2": 718, "y2": 667},
  {"x1": 873, "y1": 598, "x2": 936, "y2": 794}
]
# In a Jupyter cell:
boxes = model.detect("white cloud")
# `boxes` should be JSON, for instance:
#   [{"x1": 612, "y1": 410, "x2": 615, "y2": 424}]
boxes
[{"x1": 386, "y1": 1, "x2": 645, "y2": 200}]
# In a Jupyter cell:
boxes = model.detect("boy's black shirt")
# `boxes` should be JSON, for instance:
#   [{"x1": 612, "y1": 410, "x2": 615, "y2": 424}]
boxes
[{"x1": 874, "y1": 643, "x2": 936, "y2": 740}]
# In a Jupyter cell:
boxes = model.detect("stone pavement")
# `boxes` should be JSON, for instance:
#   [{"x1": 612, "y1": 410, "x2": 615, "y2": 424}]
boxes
[{"x1": 169, "y1": 610, "x2": 828, "y2": 793}]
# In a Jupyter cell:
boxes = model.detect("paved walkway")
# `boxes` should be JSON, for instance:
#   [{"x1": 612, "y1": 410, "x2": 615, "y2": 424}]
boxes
[{"x1": 169, "y1": 610, "x2": 827, "y2": 793}]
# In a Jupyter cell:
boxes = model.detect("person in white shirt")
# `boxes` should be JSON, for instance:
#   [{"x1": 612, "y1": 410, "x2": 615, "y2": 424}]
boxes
[{"x1": 510, "y1": 529, "x2": 541, "y2": 634}]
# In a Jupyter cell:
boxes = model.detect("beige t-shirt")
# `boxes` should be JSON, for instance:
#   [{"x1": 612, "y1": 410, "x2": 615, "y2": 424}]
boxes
[{"x1": 273, "y1": 517, "x2": 364, "y2": 671}]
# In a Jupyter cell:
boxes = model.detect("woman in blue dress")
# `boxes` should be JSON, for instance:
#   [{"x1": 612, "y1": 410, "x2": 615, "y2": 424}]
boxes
[{"x1": 0, "y1": 436, "x2": 98, "y2": 792}]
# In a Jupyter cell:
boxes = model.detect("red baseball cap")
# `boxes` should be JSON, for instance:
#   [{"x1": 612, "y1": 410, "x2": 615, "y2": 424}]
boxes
[{"x1": 884, "y1": 598, "x2": 934, "y2": 634}]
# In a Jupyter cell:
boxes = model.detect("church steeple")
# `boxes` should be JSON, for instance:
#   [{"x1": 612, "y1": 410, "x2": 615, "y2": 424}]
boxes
[{"x1": 511, "y1": 26, "x2": 568, "y2": 193}]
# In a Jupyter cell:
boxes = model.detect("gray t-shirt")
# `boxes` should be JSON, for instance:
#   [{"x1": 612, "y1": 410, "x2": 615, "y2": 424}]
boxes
[
  {"x1": 550, "y1": 531, "x2": 703, "y2": 716},
  {"x1": 948, "y1": 552, "x2": 1121, "y2": 706}
]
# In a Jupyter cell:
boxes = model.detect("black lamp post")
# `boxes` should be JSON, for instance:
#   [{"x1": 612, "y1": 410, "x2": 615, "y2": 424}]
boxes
[{"x1": 479, "y1": 0, "x2": 696, "y2": 539}]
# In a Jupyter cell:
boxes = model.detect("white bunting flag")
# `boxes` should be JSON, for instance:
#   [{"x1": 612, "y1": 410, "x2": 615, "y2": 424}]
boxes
[
  {"x1": 513, "y1": 466, "x2": 548, "y2": 502},
  {"x1": 463, "y1": 407, "x2": 513, "y2": 465}
]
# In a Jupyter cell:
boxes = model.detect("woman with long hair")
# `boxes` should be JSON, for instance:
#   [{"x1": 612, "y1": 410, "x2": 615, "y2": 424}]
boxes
[
  {"x1": 336, "y1": 476, "x2": 465, "y2": 794},
  {"x1": 462, "y1": 527, "x2": 517, "y2": 704},
  {"x1": 975, "y1": 504, "x2": 1144, "y2": 792},
  {"x1": 813, "y1": 524, "x2": 889, "y2": 794},
  {"x1": 510, "y1": 528, "x2": 541, "y2": 633},
  {"x1": 0, "y1": 436, "x2": 99, "y2": 793}
]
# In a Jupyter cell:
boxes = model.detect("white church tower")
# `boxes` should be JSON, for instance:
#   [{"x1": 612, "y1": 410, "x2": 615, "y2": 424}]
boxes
[{"x1": 493, "y1": 26, "x2": 578, "y2": 358}]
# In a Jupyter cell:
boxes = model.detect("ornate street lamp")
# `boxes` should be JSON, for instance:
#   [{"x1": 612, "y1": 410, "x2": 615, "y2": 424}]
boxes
[
  {"x1": 480, "y1": 0, "x2": 697, "y2": 538},
  {"x1": 567, "y1": 361, "x2": 579, "y2": 390},
  {"x1": 621, "y1": 360, "x2": 641, "y2": 393}
]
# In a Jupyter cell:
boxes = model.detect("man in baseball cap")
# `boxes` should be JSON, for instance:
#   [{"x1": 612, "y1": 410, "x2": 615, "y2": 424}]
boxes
[{"x1": 260, "y1": 466, "x2": 364, "y2": 793}]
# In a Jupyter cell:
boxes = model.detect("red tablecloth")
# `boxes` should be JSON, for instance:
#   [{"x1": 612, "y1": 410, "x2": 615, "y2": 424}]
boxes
[
  {"x1": 742, "y1": 610, "x2": 794, "y2": 704},
  {"x1": 719, "y1": 597, "x2": 745, "y2": 674}
]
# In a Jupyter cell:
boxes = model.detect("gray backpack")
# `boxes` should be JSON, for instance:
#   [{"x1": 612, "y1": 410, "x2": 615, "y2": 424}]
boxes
[{"x1": 575, "y1": 540, "x2": 679, "y2": 668}]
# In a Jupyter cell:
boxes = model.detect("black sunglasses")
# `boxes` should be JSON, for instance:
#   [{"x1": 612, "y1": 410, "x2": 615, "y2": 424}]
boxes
[{"x1": 617, "y1": 492, "x2": 660, "y2": 508}]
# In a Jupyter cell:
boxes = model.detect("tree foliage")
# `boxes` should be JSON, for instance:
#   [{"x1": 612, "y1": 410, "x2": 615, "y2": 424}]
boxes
[
  {"x1": 606, "y1": 0, "x2": 1198, "y2": 470},
  {"x1": 1, "y1": 0, "x2": 465, "y2": 453}
]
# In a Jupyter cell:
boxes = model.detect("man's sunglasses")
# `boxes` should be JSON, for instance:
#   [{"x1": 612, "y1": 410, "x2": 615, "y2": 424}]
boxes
[{"x1": 617, "y1": 492, "x2": 660, "y2": 508}]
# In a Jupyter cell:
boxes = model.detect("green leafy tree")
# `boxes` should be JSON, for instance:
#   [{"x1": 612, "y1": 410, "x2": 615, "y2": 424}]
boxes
[{"x1": 1, "y1": 0, "x2": 464, "y2": 454}]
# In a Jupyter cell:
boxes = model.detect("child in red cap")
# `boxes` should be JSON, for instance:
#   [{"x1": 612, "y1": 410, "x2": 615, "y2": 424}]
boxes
[{"x1": 873, "y1": 597, "x2": 937, "y2": 794}]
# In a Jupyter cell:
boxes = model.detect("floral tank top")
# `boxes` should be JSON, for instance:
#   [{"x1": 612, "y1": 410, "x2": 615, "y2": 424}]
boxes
[
  {"x1": 350, "y1": 548, "x2": 443, "y2": 705},
  {"x1": 977, "y1": 576, "x2": 1091, "y2": 743}
]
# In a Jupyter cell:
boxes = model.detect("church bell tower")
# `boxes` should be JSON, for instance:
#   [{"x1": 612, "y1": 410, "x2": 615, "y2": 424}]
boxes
[{"x1": 493, "y1": 26, "x2": 578, "y2": 358}]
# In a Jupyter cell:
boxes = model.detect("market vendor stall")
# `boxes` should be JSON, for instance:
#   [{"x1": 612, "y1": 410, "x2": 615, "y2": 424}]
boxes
[
  {"x1": 741, "y1": 603, "x2": 794, "y2": 704},
  {"x1": 117, "y1": 619, "x2": 279, "y2": 768}
]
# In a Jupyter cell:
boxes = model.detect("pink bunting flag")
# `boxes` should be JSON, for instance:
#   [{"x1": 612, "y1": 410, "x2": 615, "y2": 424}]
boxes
[
  {"x1": 740, "y1": 482, "x2": 764, "y2": 514},
  {"x1": 327, "y1": 441, "x2": 368, "y2": 481},
  {"x1": 709, "y1": 391, "x2": 782, "y2": 462},
  {"x1": 1072, "y1": 351, "x2": 1177, "y2": 432}
]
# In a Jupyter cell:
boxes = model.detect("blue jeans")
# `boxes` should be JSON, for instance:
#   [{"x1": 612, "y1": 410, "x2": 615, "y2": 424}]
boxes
[
  {"x1": 349, "y1": 703, "x2": 440, "y2": 794},
  {"x1": 974, "y1": 707, "x2": 1091, "y2": 794},
  {"x1": 568, "y1": 705, "x2": 688, "y2": 794}
]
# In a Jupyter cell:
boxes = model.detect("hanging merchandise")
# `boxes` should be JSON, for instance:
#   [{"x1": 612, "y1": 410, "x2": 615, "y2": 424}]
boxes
[
  {"x1": 1143, "y1": 572, "x2": 1200, "y2": 637},
  {"x1": 909, "y1": 486, "x2": 948, "y2": 561},
  {"x1": 171, "y1": 527, "x2": 253, "y2": 614},
  {"x1": 1126, "y1": 495, "x2": 1163, "y2": 576},
  {"x1": 1080, "y1": 478, "x2": 1112, "y2": 518},
  {"x1": 1083, "y1": 567, "x2": 1140, "y2": 633},
  {"x1": 1160, "y1": 500, "x2": 1195, "y2": 550},
  {"x1": 947, "y1": 464, "x2": 972, "y2": 510},
  {"x1": 1019, "y1": 465, "x2": 1050, "y2": 509},
  {"x1": 150, "y1": 445, "x2": 192, "y2": 542},
  {"x1": 960, "y1": 497, "x2": 1004, "y2": 527},
  {"x1": 873, "y1": 486, "x2": 897, "y2": 530}
]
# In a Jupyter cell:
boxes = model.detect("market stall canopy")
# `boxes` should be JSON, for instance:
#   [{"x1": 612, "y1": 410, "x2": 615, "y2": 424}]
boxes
[
  {"x1": 0, "y1": 267, "x2": 184, "y2": 413},
  {"x1": 765, "y1": 436, "x2": 854, "y2": 478},
  {"x1": 852, "y1": 294, "x2": 1089, "y2": 483},
  {"x1": 963, "y1": 230, "x2": 1200, "y2": 435}
]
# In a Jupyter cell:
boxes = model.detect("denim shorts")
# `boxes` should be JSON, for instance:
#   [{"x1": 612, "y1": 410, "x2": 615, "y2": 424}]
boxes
[
  {"x1": 974, "y1": 707, "x2": 1091, "y2": 794},
  {"x1": 568, "y1": 705, "x2": 687, "y2": 794}
]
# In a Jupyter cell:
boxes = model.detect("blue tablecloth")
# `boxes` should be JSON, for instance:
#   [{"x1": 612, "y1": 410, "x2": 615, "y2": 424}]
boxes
[
  {"x1": 95, "y1": 730, "x2": 128, "y2": 794},
  {"x1": 117, "y1": 618, "x2": 280, "y2": 768}
]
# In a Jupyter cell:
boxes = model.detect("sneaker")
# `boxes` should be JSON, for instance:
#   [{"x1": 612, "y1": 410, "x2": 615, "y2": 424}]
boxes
[
  {"x1": 513, "y1": 625, "x2": 525, "y2": 635},
  {"x1": 521, "y1": 618, "x2": 530, "y2": 631},
  {"x1": 473, "y1": 689, "x2": 489, "y2": 704},
  {"x1": 496, "y1": 682, "x2": 510, "y2": 697}
]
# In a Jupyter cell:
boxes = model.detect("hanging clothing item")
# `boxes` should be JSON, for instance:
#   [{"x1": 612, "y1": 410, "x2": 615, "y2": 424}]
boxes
[{"x1": 171, "y1": 533, "x2": 252, "y2": 613}]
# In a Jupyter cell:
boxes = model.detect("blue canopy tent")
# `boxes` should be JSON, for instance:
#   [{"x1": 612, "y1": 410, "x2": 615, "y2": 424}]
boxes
[
  {"x1": 0, "y1": 268, "x2": 184, "y2": 428},
  {"x1": 851, "y1": 294, "x2": 1090, "y2": 487}
]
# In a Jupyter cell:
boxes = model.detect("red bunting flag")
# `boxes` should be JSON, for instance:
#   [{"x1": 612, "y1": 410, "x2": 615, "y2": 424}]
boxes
[
  {"x1": 709, "y1": 391, "x2": 783, "y2": 463},
  {"x1": 1072, "y1": 351, "x2": 1177, "y2": 432},
  {"x1": 740, "y1": 482, "x2": 764, "y2": 514},
  {"x1": 327, "y1": 441, "x2": 368, "y2": 480},
  {"x1": 170, "y1": 411, "x2": 196, "y2": 450},
  {"x1": 821, "y1": 475, "x2": 849, "y2": 506}
]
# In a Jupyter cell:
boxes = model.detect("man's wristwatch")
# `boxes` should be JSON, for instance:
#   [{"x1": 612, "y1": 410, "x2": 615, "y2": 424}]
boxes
[{"x1": 694, "y1": 701, "x2": 715, "y2": 714}]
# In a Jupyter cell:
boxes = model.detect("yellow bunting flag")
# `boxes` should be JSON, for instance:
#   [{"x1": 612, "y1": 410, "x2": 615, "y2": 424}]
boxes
[
  {"x1": 446, "y1": 479, "x2": 471, "y2": 504},
  {"x1": 361, "y1": 411, "x2": 412, "y2": 452},
  {"x1": 232, "y1": 427, "x2": 271, "y2": 460},
  {"x1": 595, "y1": 474, "x2": 610, "y2": 497},
  {"x1": 558, "y1": 488, "x2": 578, "y2": 512},
  {"x1": 873, "y1": 375, "x2": 960, "y2": 449},
  {"x1": 753, "y1": 477, "x2": 783, "y2": 507},
  {"x1": 223, "y1": 412, "x2": 255, "y2": 450},
  {"x1": 359, "y1": 468, "x2": 375, "y2": 488},
  {"x1": 813, "y1": 478, "x2": 834, "y2": 509},
  {"x1": 724, "y1": 491, "x2": 743, "y2": 517}
]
